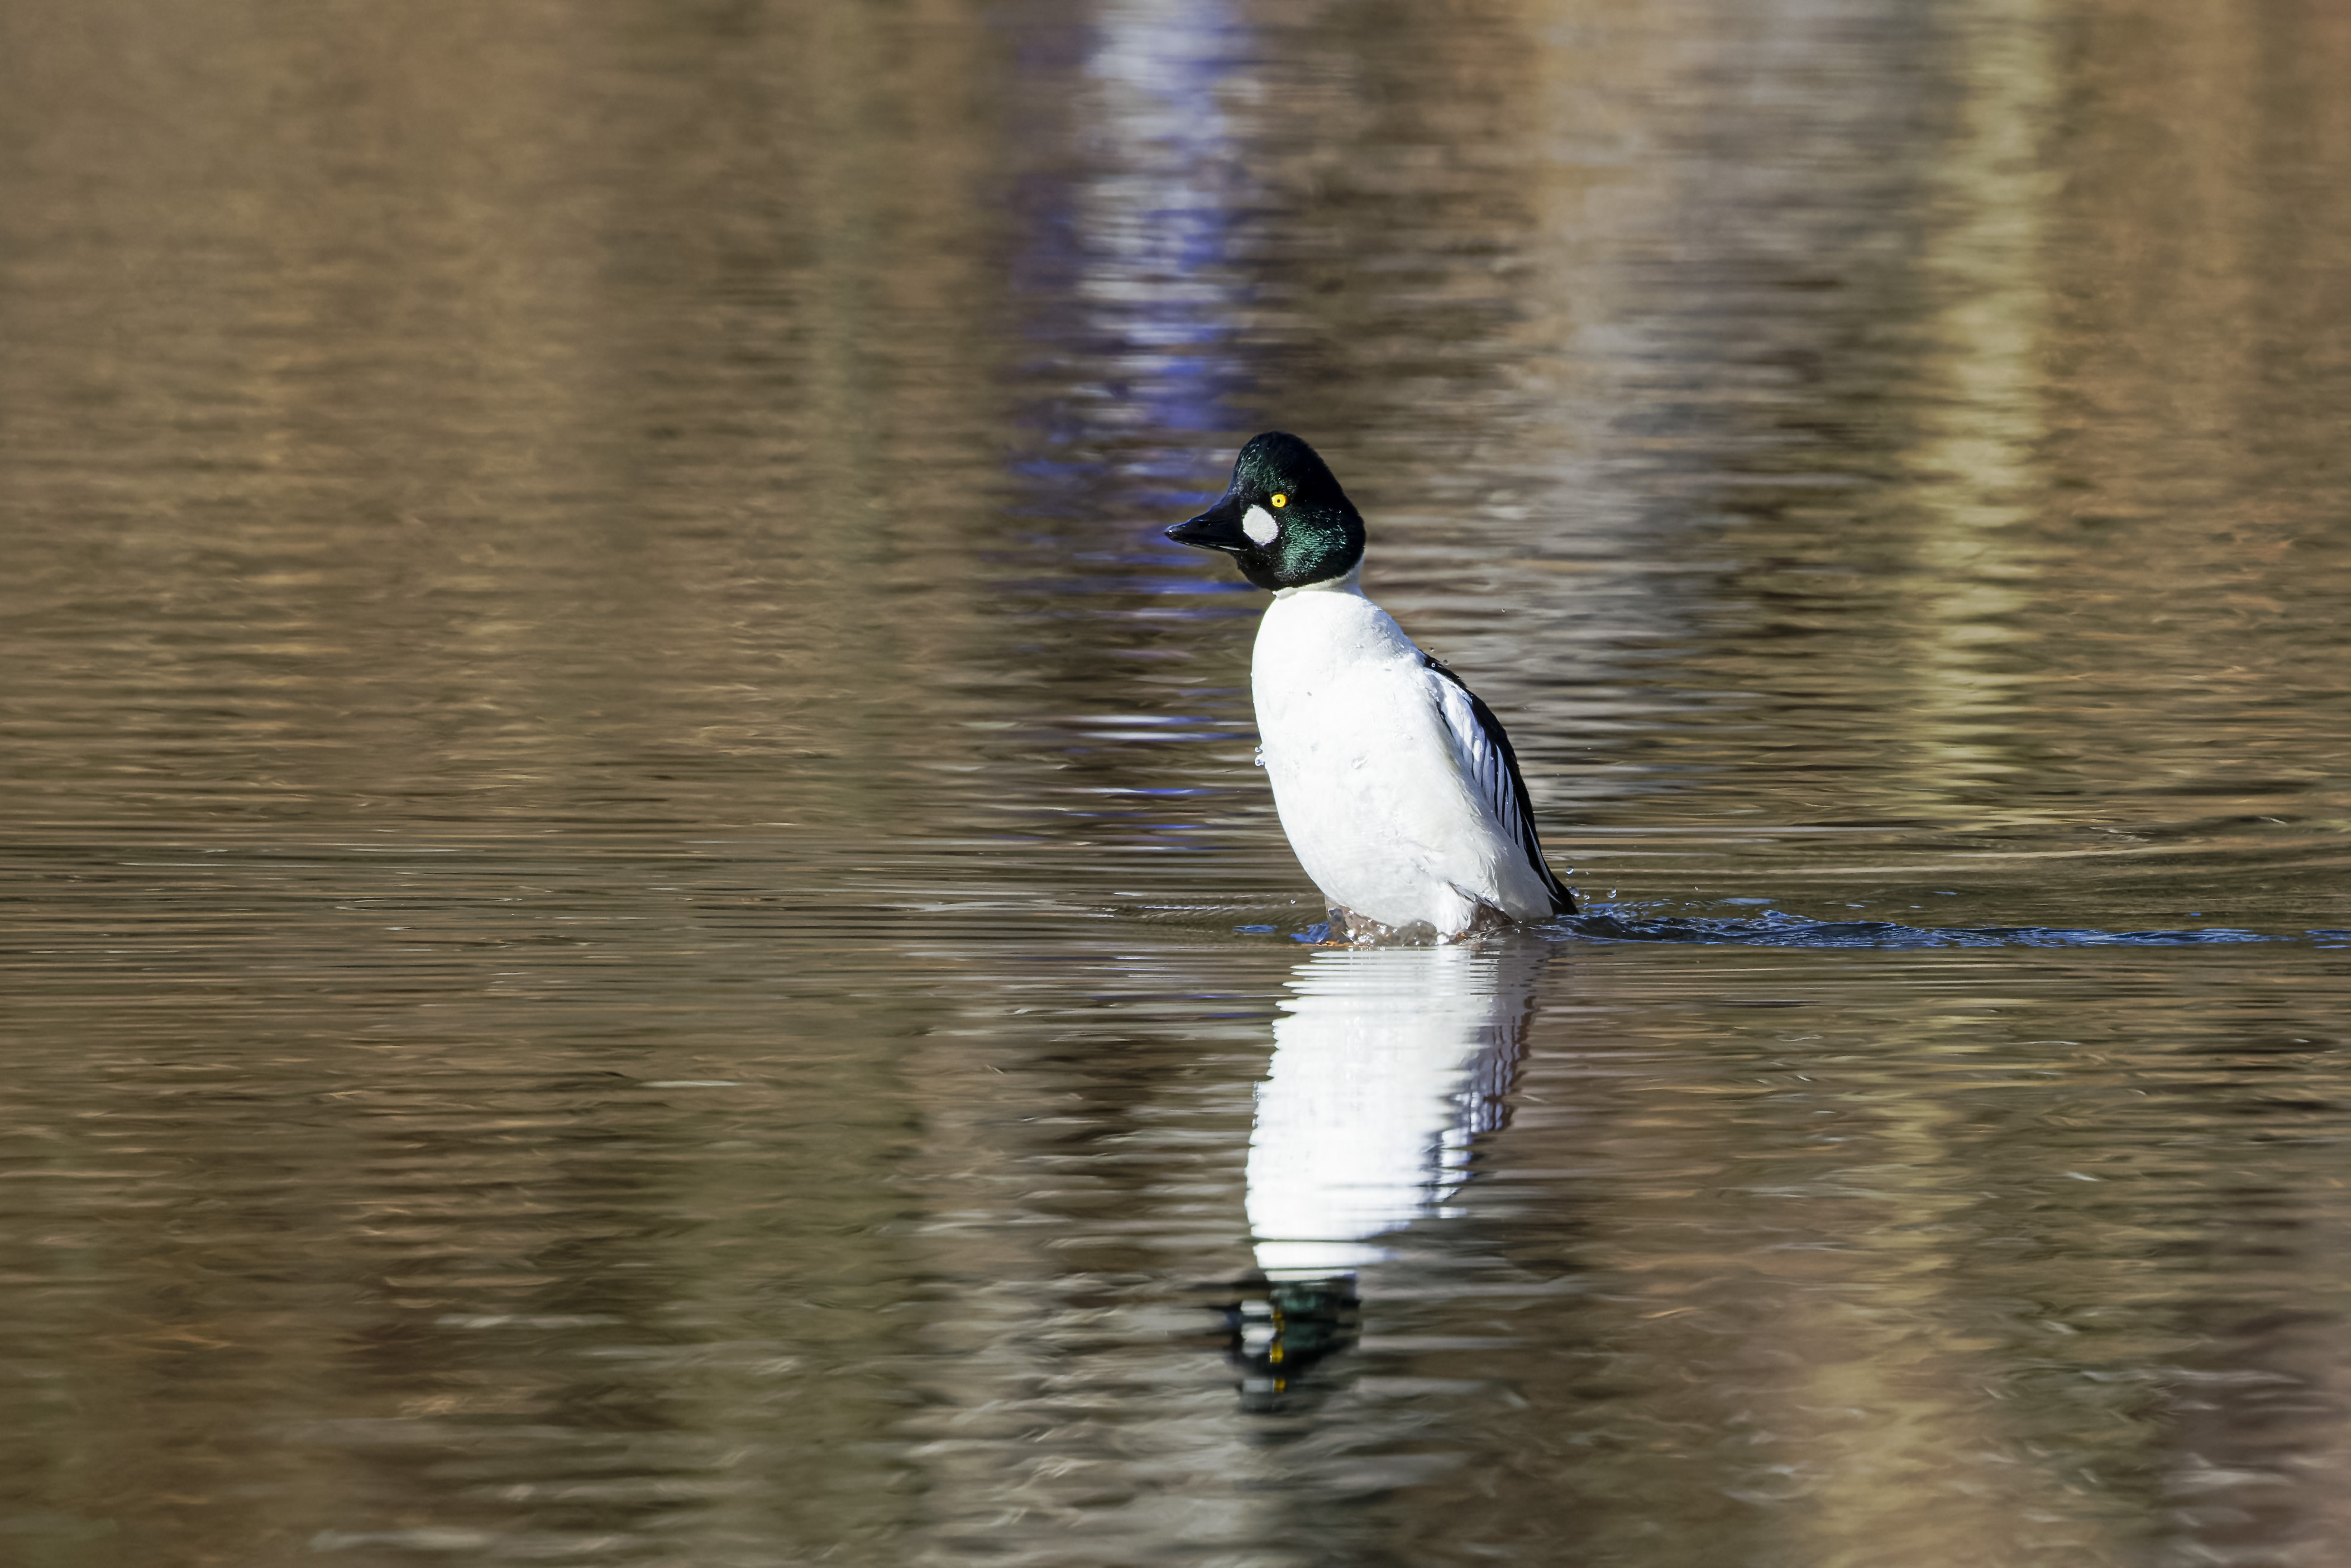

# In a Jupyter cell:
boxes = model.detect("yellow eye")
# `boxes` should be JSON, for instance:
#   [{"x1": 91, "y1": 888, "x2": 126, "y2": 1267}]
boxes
[{"x1": 1270, "y1": 493, "x2": 1287, "y2": 508}]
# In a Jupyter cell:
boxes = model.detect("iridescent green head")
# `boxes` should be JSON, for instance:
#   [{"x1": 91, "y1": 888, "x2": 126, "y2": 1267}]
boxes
[{"x1": 1165, "y1": 432, "x2": 1365, "y2": 592}]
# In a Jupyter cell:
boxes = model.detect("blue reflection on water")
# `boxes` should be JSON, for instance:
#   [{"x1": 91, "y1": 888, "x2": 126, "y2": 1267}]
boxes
[{"x1": 1001, "y1": 0, "x2": 1253, "y2": 542}]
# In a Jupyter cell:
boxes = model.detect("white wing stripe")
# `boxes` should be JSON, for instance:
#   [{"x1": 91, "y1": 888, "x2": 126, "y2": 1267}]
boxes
[
  {"x1": 1432, "y1": 676, "x2": 1515, "y2": 842},
  {"x1": 1425, "y1": 659, "x2": 1569, "y2": 914}
]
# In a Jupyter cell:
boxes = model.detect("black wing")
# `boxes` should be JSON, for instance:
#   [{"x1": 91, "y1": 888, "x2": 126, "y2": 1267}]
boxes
[{"x1": 1426, "y1": 655, "x2": 1574, "y2": 915}]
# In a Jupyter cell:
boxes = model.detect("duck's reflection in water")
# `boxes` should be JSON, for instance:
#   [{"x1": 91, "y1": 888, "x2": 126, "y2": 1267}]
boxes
[{"x1": 1232, "y1": 939, "x2": 1552, "y2": 1400}]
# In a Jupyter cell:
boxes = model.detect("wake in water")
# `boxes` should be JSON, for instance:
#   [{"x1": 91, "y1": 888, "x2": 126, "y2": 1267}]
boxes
[
  {"x1": 1561, "y1": 906, "x2": 2287, "y2": 949},
  {"x1": 1182, "y1": 900, "x2": 2345, "y2": 949},
  {"x1": 1238, "y1": 905, "x2": 2330, "y2": 949}
]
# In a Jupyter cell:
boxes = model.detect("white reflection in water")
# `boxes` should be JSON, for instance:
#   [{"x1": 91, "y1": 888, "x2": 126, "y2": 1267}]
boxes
[{"x1": 1248, "y1": 943, "x2": 1547, "y2": 1280}]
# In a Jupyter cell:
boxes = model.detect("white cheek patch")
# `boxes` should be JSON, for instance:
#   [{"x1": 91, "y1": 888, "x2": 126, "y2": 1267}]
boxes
[{"x1": 1243, "y1": 504, "x2": 1280, "y2": 546}]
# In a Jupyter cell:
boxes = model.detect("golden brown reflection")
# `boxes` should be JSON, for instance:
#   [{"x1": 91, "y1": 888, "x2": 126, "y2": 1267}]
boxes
[{"x1": 1896, "y1": 0, "x2": 2059, "y2": 812}]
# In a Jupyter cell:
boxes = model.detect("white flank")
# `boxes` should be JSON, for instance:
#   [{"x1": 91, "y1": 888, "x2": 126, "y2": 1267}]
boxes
[{"x1": 1251, "y1": 572, "x2": 1556, "y2": 935}]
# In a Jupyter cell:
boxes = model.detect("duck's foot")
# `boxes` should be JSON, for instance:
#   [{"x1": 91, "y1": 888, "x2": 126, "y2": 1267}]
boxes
[{"x1": 1329, "y1": 907, "x2": 1406, "y2": 944}]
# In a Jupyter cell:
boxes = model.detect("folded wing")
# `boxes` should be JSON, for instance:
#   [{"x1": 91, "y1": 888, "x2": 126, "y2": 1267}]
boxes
[{"x1": 1425, "y1": 656, "x2": 1574, "y2": 915}]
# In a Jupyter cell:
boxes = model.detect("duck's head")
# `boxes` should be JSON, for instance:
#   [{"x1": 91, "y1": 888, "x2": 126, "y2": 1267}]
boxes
[{"x1": 1164, "y1": 432, "x2": 1365, "y2": 592}]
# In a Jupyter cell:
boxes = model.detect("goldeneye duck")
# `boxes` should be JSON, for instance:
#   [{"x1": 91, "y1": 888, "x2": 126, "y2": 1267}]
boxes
[{"x1": 1165, "y1": 432, "x2": 1574, "y2": 942}]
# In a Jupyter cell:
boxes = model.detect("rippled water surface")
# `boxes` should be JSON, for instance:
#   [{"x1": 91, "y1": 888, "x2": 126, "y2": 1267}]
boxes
[{"x1": 4, "y1": 1, "x2": 2349, "y2": 1564}]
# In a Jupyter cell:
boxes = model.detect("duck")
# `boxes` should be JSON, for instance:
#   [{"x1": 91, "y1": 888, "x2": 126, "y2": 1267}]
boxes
[{"x1": 1164, "y1": 432, "x2": 1574, "y2": 941}]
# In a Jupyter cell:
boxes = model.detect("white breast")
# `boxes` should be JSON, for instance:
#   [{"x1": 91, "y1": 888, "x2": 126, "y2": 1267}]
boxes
[{"x1": 1250, "y1": 577, "x2": 1554, "y2": 936}]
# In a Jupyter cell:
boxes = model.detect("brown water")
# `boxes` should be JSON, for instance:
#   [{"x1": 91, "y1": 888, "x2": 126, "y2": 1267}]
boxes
[{"x1": 3, "y1": 1, "x2": 2349, "y2": 1564}]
